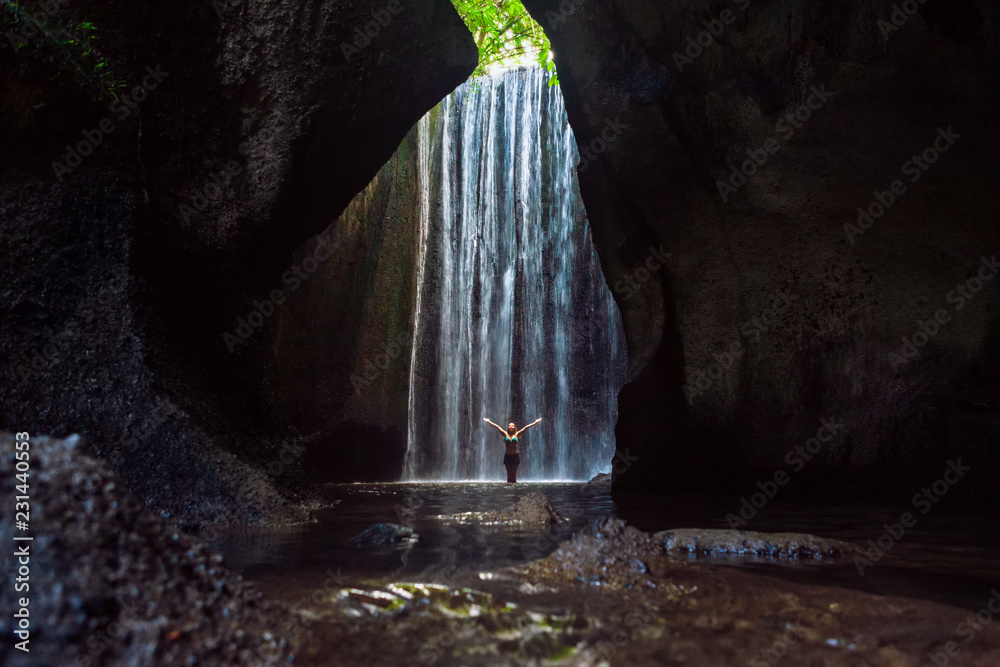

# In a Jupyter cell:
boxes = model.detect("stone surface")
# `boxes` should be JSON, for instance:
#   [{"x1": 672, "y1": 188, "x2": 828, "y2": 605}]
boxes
[
  {"x1": 351, "y1": 523, "x2": 417, "y2": 546},
  {"x1": 582, "y1": 472, "x2": 613, "y2": 492},
  {"x1": 447, "y1": 491, "x2": 568, "y2": 525},
  {"x1": 6, "y1": 434, "x2": 992, "y2": 666},
  {"x1": 0, "y1": 434, "x2": 305, "y2": 667},
  {"x1": 276, "y1": 516, "x2": 1000, "y2": 665},
  {"x1": 274, "y1": 128, "x2": 422, "y2": 483},
  {"x1": 656, "y1": 528, "x2": 857, "y2": 559},
  {"x1": 523, "y1": 0, "x2": 1000, "y2": 500},
  {"x1": 0, "y1": 0, "x2": 477, "y2": 520}
]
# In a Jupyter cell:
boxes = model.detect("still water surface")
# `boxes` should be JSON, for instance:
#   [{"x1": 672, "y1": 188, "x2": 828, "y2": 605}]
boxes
[{"x1": 213, "y1": 482, "x2": 1000, "y2": 611}]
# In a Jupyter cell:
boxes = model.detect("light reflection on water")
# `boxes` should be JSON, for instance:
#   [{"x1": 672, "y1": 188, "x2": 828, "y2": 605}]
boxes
[
  {"x1": 215, "y1": 482, "x2": 613, "y2": 582},
  {"x1": 212, "y1": 483, "x2": 1000, "y2": 611}
]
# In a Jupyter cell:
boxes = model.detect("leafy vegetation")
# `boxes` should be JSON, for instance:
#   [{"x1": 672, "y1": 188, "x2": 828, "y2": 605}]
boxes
[
  {"x1": 449, "y1": 0, "x2": 557, "y2": 85},
  {"x1": 2, "y1": 2, "x2": 125, "y2": 101}
]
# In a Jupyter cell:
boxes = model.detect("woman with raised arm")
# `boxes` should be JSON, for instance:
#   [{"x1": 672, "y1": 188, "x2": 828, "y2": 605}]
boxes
[{"x1": 483, "y1": 416, "x2": 542, "y2": 484}]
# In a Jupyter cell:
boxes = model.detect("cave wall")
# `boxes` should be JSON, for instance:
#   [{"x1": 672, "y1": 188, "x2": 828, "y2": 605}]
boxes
[
  {"x1": 0, "y1": 0, "x2": 476, "y2": 520},
  {"x1": 274, "y1": 129, "x2": 423, "y2": 482},
  {"x1": 524, "y1": 0, "x2": 1000, "y2": 501}
]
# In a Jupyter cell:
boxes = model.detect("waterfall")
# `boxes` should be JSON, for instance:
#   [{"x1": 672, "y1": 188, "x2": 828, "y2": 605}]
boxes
[{"x1": 404, "y1": 67, "x2": 627, "y2": 482}]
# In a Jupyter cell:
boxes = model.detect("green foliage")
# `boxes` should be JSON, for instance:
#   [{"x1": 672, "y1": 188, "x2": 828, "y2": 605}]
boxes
[
  {"x1": 1, "y1": 2, "x2": 125, "y2": 101},
  {"x1": 449, "y1": 0, "x2": 557, "y2": 85}
]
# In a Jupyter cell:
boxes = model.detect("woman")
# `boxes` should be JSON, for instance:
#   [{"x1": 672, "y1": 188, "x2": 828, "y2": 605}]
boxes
[{"x1": 483, "y1": 417, "x2": 542, "y2": 484}]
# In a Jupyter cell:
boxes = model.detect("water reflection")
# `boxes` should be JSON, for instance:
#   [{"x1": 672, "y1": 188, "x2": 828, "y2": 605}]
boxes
[
  {"x1": 215, "y1": 482, "x2": 613, "y2": 581},
  {"x1": 212, "y1": 483, "x2": 1000, "y2": 612}
]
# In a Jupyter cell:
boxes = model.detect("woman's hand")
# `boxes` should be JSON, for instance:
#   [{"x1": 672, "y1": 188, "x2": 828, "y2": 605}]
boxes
[
  {"x1": 515, "y1": 418, "x2": 543, "y2": 437},
  {"x1": 484, "y1": 418, "x2": 506, "y2": 436}
]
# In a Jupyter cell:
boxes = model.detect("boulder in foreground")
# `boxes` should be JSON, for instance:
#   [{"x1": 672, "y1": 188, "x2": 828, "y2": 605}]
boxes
[{"x1": 0, "y1": 434, "x2": 304, "y2": 667}]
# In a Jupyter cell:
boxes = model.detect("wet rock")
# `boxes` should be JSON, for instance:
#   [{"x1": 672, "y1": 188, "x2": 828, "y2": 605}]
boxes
[
  {"x1": 306, "y1": 580, "x2": 584, "y2": 665},
  {"x1": 655, "y1": 528, "x2": 857, "y2": 560},
  {"x1": 495, "y1": 492, "x2": 568, "y2": 525},
  {"x1": 525, "y1": 518, "x2": 673, "y2": 590},
  {"x1": 505, "y1": 517, "x2": 1000, "y2": 666},
  {"x1": 524, "y1": 0, "x2": 1000, "y2": 504},
  {"x1": 281, "y1": 513, "x2": 1000, "y2": 666},
  {"x1": 581, "y1": 472, "x2": 612, "y2": 492},
  {"x1": 333, "y1": 583, "x2": 510, "y2": 620},
  {"x1": 351, "y1": 523, "x2": 417, "y2": 546},
  {"x1": 0, "y1": 434, "x2": 305, "y2": 667},
  {"x1": 447, "y1": 492, "x2": 567, "y2": 525}
]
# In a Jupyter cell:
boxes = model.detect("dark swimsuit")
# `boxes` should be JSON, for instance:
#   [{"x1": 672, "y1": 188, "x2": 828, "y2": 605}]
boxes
[{"x1": 503, "y1": 436, "x2": 519, "y2": 466}]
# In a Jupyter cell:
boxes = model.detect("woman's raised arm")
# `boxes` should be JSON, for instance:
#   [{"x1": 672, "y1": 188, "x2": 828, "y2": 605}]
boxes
[
  {"x1": 515, "y1": 418, "x2": 542, "y2": 437},
  {"x1": 483, "y1": 417, "x2": 508, "y2": 436}
]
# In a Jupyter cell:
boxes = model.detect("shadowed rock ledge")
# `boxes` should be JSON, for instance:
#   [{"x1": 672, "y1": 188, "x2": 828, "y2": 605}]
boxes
[
  {"x1": 0, "y1": 0, "x2": 477, "y2": 521},
  {"x1": 523, "y1": 0, "x2": 1000, "y2": 503}
]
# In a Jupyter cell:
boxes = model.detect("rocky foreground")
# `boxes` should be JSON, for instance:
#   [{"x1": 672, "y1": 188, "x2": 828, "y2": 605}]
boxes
[
  {"x1": 298, "y1": 518, "x2": 1000, "y2": 666},
  {"x1": 0, "y1": 435, "x2": 304, "y2": 666},
  {"x1": 3, "y1": 435, "x2": 1000, "y2": 666}
]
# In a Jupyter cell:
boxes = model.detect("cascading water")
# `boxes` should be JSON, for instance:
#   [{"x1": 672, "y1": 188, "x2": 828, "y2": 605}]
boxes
[{"x1": 405, "y1": 67, "x2": 626, "y2": 482}]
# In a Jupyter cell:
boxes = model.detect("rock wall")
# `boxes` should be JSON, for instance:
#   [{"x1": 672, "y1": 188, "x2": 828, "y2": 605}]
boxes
[
  {"x1": 274, "y1": 130, "x2": 423, "y2": 482},
  {"x1": 524, "y1": 0, "x2": 1000, "y2": 501},
  {"x1": 0, "y1": 0, "x2": 476, "y2": 520}
]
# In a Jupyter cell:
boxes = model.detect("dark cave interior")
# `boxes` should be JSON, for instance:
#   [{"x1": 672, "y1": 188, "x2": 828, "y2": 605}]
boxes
[{"x1": 1, "y1": 0, "x2": 999, "y2": 665}]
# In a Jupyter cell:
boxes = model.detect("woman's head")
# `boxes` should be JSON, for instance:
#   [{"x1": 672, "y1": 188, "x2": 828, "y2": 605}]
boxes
[{"x1": 507, "y1": 423, "x2": 516, "y2": 435}]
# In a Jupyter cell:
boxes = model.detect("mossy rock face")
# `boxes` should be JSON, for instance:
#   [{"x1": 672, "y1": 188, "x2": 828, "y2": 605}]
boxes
[{"x1": 318, "y1": 580, "x2": 584, "y2": 664}]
